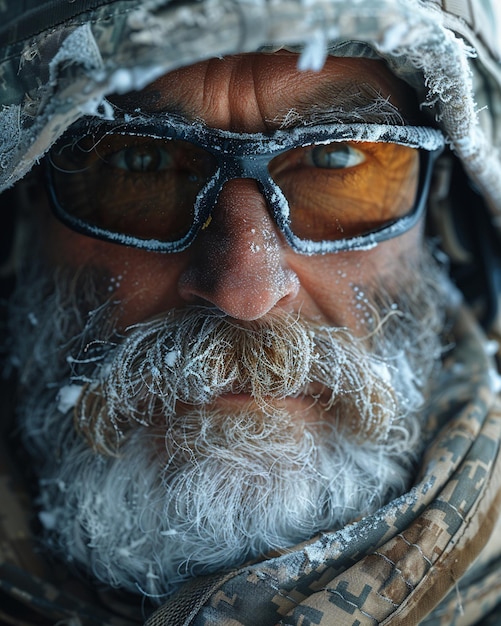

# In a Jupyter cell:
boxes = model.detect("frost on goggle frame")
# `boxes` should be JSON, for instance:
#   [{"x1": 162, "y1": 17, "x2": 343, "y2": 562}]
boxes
[{"x1": 46, "y1": 114, "x2": 445, "y2": 255}]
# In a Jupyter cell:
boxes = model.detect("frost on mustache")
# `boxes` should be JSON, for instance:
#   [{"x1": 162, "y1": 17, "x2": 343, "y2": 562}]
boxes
[{"x1": 73, "y1": 307, "x2": 410, "y2": 456}]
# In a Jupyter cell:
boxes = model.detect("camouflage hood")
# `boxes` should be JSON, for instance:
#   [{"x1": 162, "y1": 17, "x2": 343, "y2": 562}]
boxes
[{"x1": 2, "y1": 1, "x2": 501, "y2": 625}]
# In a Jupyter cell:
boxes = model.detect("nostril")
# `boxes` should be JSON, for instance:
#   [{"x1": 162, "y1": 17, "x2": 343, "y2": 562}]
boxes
[{"x1": 178, "y1": 256, "x2": 299, "y2": 321}]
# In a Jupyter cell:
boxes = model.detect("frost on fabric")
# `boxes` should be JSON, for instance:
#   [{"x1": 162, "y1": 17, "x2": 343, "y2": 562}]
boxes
[
  {"x1": 47, "y1": 24, "x2": 115, "y2": 121},
  {"x1": 488, "y1": 368, "x2": 501, "y2": 394},
  {"x1": 0, "y1": 106, "x2": 21, "y2": 170},
  {"x1": 49, "y1": 24, "x2": 104, "y2": 84},
  {"x1": 303, "y1": 542, "x2": 327, "y2": 567},
  {"x1": 279, "y1": 484, "x2": 421, "y2": 579},
  {"x1": 297, "y1": 28, "x2": 330, "y2": 72},
  {"x1": 381, "y1": 21, "x2": 413, "y2": 51},
  {"x1": 376, "y1": 7, "x2": 501, "y2": 209},
  {"x1": 57, "y1": 384, "x2": 84, "y2": 414}
]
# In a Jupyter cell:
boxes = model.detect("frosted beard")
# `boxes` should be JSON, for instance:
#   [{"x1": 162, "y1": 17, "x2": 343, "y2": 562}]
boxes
[{"x1": 8, "y1": 249, "x2": 451, "y2": 604}]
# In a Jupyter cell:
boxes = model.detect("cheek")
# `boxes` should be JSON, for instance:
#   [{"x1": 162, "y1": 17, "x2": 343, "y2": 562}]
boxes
[
  {"x1": 45, "y1": 218, "x2": 188, "y2": 328},
  {"x1": 286, "y1": 224, "x2": 424, "y2": 332}
]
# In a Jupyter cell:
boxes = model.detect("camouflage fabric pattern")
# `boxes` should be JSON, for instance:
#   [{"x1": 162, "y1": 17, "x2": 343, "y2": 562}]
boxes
[{"x1": 2, "y1": 306, "x2": 501, "y2": 624}]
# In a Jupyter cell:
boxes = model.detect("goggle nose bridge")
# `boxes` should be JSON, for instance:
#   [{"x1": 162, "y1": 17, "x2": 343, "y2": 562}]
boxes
[{"x1": 192, "y1": 150, "x2": 284, "y2": 227}]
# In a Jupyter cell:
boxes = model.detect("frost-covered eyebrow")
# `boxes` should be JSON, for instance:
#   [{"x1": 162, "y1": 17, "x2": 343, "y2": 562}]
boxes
[{"x1": 270, "y1": 82, "x2": 419, "y2": 129}]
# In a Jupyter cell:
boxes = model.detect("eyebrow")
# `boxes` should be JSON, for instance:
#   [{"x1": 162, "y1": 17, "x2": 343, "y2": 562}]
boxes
[{"x1": 268, "y1": 82, "x2": 420, "y2": 129}]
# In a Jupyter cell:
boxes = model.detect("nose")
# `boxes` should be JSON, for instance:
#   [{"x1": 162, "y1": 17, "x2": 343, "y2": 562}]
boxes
[{"x1": 178, "y1": 179, "x2": 300, "y2": 320}]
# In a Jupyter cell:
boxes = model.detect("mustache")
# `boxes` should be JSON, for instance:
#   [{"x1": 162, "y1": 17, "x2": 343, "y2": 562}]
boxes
[{"x1": 74, "y1": 306, "x2": 401, "y2": 455}]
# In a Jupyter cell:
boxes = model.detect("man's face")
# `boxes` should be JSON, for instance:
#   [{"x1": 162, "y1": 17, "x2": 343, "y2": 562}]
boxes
[
  {"x1": 46, "y1": 53, "x2": 424, "y2": 331},
  {"x1": 11, "y1": 53, "x2": 449, "y2": 602}
]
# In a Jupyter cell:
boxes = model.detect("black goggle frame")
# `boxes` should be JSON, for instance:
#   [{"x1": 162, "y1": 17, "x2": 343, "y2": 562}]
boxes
[{"x1": 46, "y1": 114, "x2": 445, "y2": 254}]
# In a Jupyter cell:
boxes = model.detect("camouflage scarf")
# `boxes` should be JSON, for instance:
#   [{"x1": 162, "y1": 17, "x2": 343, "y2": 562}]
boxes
[{"x1": 2, "y1": 306, "x2": 501, "y2": 625}]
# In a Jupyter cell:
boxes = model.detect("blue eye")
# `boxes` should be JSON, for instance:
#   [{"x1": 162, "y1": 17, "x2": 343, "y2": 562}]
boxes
[
  {"x1": 108, "y1": 144, "x2": 173, "y2": 172},
  {"x1": 310, "y1": 143, "x2": 365, "y2": 169}
]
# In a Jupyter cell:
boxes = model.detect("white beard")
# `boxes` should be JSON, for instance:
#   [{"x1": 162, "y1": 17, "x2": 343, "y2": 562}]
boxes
[{"x1": 8, "y1": 251, "x2": 451, "y2": 603}]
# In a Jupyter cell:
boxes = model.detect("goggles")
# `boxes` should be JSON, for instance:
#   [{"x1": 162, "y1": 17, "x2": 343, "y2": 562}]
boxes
[{"x1": 46, "y1": 114, "x2": 445, "y2": 254}]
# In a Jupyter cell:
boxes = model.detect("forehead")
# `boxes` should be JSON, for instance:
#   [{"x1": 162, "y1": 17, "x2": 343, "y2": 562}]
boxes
[{"x1": 109, "y1": 52, "x2": 420, "y2": 132}]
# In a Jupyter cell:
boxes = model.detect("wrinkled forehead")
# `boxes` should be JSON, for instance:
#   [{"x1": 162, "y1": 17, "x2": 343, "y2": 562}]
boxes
[{"x1": 108, "y1": 53, "x2": 423, "y2": 131}]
